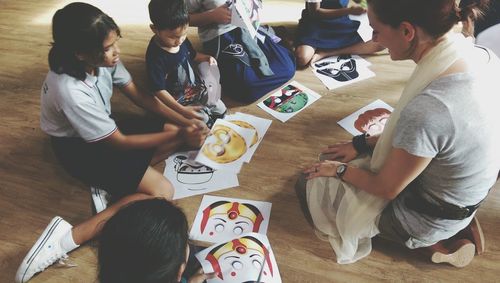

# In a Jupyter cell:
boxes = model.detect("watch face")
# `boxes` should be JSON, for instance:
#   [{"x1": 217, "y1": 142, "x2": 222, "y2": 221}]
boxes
[{"x1": 336, "y1": 164, "x2": 346, "y2": 177}]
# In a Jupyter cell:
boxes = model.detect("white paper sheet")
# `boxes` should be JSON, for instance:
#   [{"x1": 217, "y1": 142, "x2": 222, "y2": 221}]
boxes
[
  {"x1": 349, "y1": 13, "x2": 373, "y2": 42},
  {"x1": 257, "y1": 80, "x2": 321, "y2": 122},
  {"x1": 224, "y1": 112, "x2": 272, "y2": 162},
  {"x1": 230, "y1": 0, "x2": 262, "y2": 38},
  {"x1": 190, "y1": 195, "x2": 272, "y2": 243},
  {"x1": 312, "y1": 55, "x2": 375, "y2": 90},
  {"x1": 163, "y1": 151, "x2": 239, "y2": 200},
  {"x1": 195, "y1": 232, "x2": 282, "y2": 283},
  {"x1": 337, "y1": 99, "x2": 394, "y2": 136},
  {"x1": 195, "y1": 119, "x2": 255, "y2": 173}
]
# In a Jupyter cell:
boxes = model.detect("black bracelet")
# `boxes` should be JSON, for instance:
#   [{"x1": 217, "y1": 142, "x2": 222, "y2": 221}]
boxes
[{"x1": 352, "y1": 133, "x2": 370, "y2": 154}]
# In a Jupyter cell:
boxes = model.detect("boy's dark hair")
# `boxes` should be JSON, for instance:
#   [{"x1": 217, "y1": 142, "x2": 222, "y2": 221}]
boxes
[
  {"x1": 99, "y1": 198, "x2": 189, "y2": 283},
  {"x1": 49, "y1": 2, "x2": 121, "y2": 80},
  {"x1": 149, "y1": 0, "x2": 189, "y2": 30}
]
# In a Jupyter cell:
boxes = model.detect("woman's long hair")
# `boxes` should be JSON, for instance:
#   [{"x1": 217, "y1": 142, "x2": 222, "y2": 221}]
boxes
[{"x1": 49, "y1": 2, "x2": 120, "y2": 80}]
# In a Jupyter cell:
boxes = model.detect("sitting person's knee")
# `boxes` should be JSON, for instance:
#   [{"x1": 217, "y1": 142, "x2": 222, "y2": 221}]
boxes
[
  {"x1": 295, "y1": 51, "x2": 311, "y2": 68},
  {"x1": 154, "y1": 178, "x2": 174, "y2": 200}
]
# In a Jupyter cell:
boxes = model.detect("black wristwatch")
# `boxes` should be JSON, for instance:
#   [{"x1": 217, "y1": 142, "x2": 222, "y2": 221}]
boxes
[{"x1": 336, "y1": 164, "x2": 348, "y2": 180}]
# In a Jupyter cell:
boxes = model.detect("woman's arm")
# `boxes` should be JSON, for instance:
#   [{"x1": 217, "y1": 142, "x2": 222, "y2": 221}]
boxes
[
  {"x1": 321, "y1": 134, "x2": 380, "y2": 162},
  {"x1": 307, "y1": 2, "x2": 365, "y2": 19},
  {"x1": 305, "y1": 147, "x2": 432, "y2": 200},
  {"x1": 189, "y1": 4, "x2": 231, "y2": 27}
]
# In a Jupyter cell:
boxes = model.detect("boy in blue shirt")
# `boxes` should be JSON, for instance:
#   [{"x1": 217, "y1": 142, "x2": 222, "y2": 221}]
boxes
[{"x1": 146, "y1": 0, "x2": 227, "y2": 128}]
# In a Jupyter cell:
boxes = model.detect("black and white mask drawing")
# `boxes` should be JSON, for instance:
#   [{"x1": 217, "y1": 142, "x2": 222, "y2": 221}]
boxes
[
  {"x1": 174, "y1": 154, "x2": 215, "y2": 185},
  {"x1": 315, "y1": 55, "x2": 359, "y2": 82}
]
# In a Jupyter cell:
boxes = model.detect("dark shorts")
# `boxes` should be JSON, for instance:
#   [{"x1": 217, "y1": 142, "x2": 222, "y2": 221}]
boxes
[{"x1": 51, "y1": 116, "x2": 164, "y2": 199}]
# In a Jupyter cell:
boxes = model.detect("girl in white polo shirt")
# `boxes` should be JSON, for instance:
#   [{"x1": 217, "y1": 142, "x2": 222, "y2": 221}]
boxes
[{"x1": 15, "y1": 3, "x2": 208, "y2": 282}]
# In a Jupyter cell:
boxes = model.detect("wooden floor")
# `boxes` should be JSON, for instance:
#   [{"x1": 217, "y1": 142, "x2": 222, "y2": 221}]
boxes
[{"x1": 1, "y1": 0, "x2": 499, "y2": 282}]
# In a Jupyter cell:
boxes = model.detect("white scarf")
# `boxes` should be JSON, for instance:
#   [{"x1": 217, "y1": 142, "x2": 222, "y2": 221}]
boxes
[{"x1": 370, "y1": 32, "x2": 474, "y2": 171}]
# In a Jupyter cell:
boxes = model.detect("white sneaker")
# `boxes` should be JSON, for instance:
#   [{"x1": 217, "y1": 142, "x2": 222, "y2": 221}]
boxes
[
  {"x1": 90, "y1": 186, "x2": 109, "y2": 214},
  {"x1": 15, "y1": 217, "x2": 73, "y2": 283}
]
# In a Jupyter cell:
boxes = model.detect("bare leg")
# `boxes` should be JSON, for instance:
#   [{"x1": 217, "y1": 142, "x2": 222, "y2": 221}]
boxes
[
  {"x1": 310, "y1": 41, "x2": 385, "y2": 65},
  {"x1": 295, "y1": 45, "x2": 316, "y2": 69},
  {"x1": 71, "y1": 166, "x2": 174, "y2": 244}
]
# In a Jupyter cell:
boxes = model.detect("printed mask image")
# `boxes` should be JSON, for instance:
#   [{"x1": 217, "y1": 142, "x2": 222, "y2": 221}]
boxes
[
  {"x1": 315, "y1": 55, "x2": 359, "y2": 82},
  {"x1": 173, "y1": 154, "x2": 214, "y2": 185},
  {"x1": 202, "y1": 124, "x2": 247, "y2": 164},
  {"x1": 229, "y1": 120, "x2": 258, "y2": 147},
  {"x1": 200, "y1": 201, "x2": 264, "y2": 240},
  {"x1": 354, "y1": 107, "x2": 391, "y2": 136},
  {"x1": 205, "y1": 235, "x2": 274, "y2": 282},
  {"x1": 263, "y1": 84, "x2": 308, "y2": 113}
]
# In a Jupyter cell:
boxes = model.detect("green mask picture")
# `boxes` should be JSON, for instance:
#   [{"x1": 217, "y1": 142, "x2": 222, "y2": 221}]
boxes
[{"x1": 263, "y1": 84, "x2": 308, "y2": 113}]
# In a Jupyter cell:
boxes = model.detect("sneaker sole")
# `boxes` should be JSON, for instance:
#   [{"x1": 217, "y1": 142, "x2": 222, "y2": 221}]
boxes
[
  {"x1": 431, "y1": 241, "x2": 475, "y2": 268},
  {"x1": 16, "y1": 217, "x2": 64, "y2": 283},
  {"x1": 91, "y1": 187, "x2": 108, "y2": 214}
]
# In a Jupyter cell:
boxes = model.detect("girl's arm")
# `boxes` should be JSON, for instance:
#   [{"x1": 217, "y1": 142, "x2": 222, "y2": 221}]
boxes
[
  {"x1": 307, "y1": 2, "x2": 365, "y2": 19},
  {"x1": 305, "y1": 147, "x2": 432, "y2": 200},
  {"x1": 102, "y1": 123, "x2": 206, "y2": 151},
  {"x1": 189, "y1": 4, "x2": 231, "y2": 27},
  {"x1": 120, "y1": 81, "x2": 205, "y2": 129}
]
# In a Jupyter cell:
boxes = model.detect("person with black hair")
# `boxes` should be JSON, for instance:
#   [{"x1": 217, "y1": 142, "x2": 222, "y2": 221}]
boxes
[
  {"x1": 146, "y1": 0, "x2": 227, "y2": 129},
  {"x1": 15, "y1": 3, "x2": 208, "y2": 282},
  {"x1": 99, "y1": 198, "x2": 215, "y2": 283}
]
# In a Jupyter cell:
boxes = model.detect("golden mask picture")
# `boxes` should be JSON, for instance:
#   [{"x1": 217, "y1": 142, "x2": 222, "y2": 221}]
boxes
[
  {"x1": 202, "y1": 124, "x2": 247, "y2": 163},
  {"x1": 229, "y1": 120, "x2": 258, "y2": 147}
]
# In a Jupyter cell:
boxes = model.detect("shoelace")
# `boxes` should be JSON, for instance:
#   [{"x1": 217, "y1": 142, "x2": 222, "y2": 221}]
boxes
[{"x1": 35, "y1": 253, "x2": 75, "y2": 272}]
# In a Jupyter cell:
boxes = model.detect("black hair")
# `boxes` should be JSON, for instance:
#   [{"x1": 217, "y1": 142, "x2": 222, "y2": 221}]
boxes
[
  {"x1": 98, "y1": 198, "x2": 189, "y2": 283},
  {"x1": 148, "y1": 0, "x2": 189, "y2": 30},
  {"x1": 49, "y1": 2, "x2": 121, "y2": 80},
  {"x1": 367, "y1": 0, "x2": 490, "y2": 38}
]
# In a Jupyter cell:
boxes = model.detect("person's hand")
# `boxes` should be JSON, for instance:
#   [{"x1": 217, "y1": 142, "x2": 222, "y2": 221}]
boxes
[
  {"x1": 207, "y1": 56, "x2": 217, "y2": 65},
  {"x1": 189, "y1": 118, "x2": 209, "y2": 134},
  {"x1": 187, "y1": 268, "x2": 217, "y2": 283},
  {"x1": 349, "y1": 5, "x2": 366, "y2": 15},
  {"x1": 184, "y1": 105, "x2": 204, "y2": 120},
  {"x1": 303, "y1": 160, "x2": 343, "y2": 180},
  {"x1": 321, "y1": 141, "x2": 358, "y2": 163},
  {"x1": 210, "y1": 4, "x2": 231, "y2": 24},
  {"x1": 182, "y1": 124, "x2": 208, "y2": 148}
]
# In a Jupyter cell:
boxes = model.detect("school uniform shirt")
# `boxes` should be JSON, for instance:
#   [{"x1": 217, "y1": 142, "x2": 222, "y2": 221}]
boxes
[
  {"x1": 186, "y1": 0, "x2": 237, "y2": 42},
  {"x1": 40, "y1": 61, "x2": 131, "y2": 142},
  {"x1": 146, "y1": 37, "x2": 207, "y2": 106}
]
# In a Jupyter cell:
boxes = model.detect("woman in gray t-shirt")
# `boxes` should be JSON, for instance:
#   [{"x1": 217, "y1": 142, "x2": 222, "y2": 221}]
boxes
[{"x1": 299, "y1": 0, "x2": 500, "y2": 267}]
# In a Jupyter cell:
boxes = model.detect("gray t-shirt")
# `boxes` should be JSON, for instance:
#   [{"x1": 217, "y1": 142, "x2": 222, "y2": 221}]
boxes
[
  {"x1": 40, "y1": 62, "x2": 131, "y2": 142},
  {"x1": 186, "y1": 0, "x2": 237, "y2": 42},
  {"x1": 391, "y1": 68, "x2": 500, "y2": 248}
]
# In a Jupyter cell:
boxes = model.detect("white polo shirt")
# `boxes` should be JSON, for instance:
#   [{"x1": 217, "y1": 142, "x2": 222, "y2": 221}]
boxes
[{"x1": 40, "y1": 62, "x2": 131, "y2": 142}]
